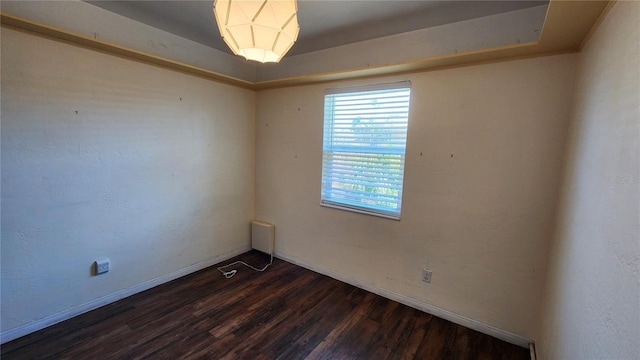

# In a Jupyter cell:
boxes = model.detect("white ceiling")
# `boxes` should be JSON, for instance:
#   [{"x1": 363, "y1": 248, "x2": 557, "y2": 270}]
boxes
[{"x1": 86, "y1": 0, "x2": 548, "y2": 56}]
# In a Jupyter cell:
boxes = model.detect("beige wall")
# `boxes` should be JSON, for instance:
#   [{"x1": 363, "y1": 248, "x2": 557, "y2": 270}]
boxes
[
  {"x1": 537, "y1": 2, "x2": 640, "y2": 359},
  {"x1": 255, "y1": 54, "x2": 577, "y2": 340},
  {"x1": 1, "y1": 28, "x2": 255, "y2": 336}
]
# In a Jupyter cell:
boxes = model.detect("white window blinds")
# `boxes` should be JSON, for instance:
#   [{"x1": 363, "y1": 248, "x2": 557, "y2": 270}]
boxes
[{"x1": 321, "y1": 81, "x2": 411, "y2": 219}]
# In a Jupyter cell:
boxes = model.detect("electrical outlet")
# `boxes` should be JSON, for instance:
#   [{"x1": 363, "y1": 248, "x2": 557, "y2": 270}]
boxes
[
  {"x1": 95, "y1": 258, "x2": 110, "y2": 275},
  {"x1": 422, "y1": 269, "x2": 432, "y2": 283}
]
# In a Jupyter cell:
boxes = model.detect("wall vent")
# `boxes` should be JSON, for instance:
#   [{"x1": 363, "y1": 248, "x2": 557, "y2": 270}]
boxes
[{"x1": 251, "y1": 220, "x2": 274, "y2": 255}]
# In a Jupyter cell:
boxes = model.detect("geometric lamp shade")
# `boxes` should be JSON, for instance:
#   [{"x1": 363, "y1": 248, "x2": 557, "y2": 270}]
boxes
[{"x1": 213, "y1": 0, "x2": 300, "y2": 63}]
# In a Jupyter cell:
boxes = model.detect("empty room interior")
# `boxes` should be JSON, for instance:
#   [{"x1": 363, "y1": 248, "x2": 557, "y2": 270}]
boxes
[{"x1": 1, "y1": 0, "x2": 638, "y2": 359}]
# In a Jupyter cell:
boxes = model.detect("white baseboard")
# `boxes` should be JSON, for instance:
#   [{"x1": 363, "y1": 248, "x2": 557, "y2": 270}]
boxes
[
  {"x1": 1, "y1": 245, "x2": 250, "y2": 344},
  {"x1": 275, "y1": 251, "x2": 533, "y2": 349}
]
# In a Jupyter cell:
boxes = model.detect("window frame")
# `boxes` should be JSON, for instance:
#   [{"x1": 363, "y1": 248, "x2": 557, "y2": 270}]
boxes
[{"x1": 320, "y1": 81, "x2": 412, "y2": 220}]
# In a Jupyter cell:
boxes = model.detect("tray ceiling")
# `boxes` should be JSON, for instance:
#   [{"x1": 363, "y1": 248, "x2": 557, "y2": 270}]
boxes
[
  {"x1": 86, "y1": 1, "x2": 548, "y2": 56},
  {"x1": 0, "y1": 1, "x2": 612, "y2": 89}
]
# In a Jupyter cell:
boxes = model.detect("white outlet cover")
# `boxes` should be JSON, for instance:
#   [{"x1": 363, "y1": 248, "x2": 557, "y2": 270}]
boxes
[
  {"x1": 422, "y1": 269, "x2": 432, "y2": 283},
  {"x1": 95, "y1": 258, "x2": 110, "y2": 274}
]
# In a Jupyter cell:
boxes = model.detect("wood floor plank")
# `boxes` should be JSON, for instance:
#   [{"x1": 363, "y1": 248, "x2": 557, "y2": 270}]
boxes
[
  {"x1": 1, "y1": 251, "x2": 530, "y2": 360},
  {"x1": 386, "y1": 310, "x2": 432, "y2": 360},
  {"x1": 414, "y1": 315, "x2": 455, "y2": 359},
  {"x1": 273, "y1": 284, "x2": 361, "y2": 360},
  {"x1": 304, "y1": 292, "x2": 377, "y2": 360},
  {"x1": 365, "y1": 301, "x2": 413, "y2": 359},
  {"x1": 237, "y1": 275, "x2": 339, "y2": 357}
]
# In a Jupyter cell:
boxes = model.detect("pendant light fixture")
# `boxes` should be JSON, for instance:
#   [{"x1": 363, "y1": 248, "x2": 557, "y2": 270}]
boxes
[{"x1": 213, "y1": 0, "x2": 300, "y2": 63}]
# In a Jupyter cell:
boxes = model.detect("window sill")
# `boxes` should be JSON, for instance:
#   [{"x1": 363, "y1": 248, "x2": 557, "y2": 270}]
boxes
[{"x1": 320, "y1": 202, "x2": 401, "y2": 221}]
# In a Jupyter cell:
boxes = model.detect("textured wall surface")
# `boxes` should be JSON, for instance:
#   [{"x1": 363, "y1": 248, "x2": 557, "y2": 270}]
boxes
[
  {"x1": 1, "y1": 28, "x2": 255, "y2": 333},
  {"x1": 255, "y1": 54, "x2": 577, "y2": 340},
  {"x1": 537, "y1": 2, "x2": 640, "y2": 359}
]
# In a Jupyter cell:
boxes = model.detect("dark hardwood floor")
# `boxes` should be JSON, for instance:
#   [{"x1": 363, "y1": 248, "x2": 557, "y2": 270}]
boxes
[{"x1": 1, "y1": 251, "x2": 530, "y2": 360}]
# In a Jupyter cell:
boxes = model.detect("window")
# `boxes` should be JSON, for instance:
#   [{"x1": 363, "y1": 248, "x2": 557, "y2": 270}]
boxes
[{"x1": 321, "y1": 81, "x2": 411, "y2": 220}]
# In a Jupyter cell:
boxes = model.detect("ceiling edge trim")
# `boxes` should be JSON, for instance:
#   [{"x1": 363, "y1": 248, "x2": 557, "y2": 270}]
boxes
[
  {"x1": 579, "y1": 0, "x2": 617, "y2": 50},
  {"x1": 0, "y1": 13, "x2": 254, "y2": 90},
  {"x1": 252, "y1": 49, "x2": 577, "y2": 91},
  {"x1": 251, "y1": 41, "x2": 541, "y2": 89}
]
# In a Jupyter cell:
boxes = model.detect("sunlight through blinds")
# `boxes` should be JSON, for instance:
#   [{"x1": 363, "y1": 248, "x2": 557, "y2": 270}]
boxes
[{"x1": 321, "y1": 81, "x2": 411, "y2": 219}]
